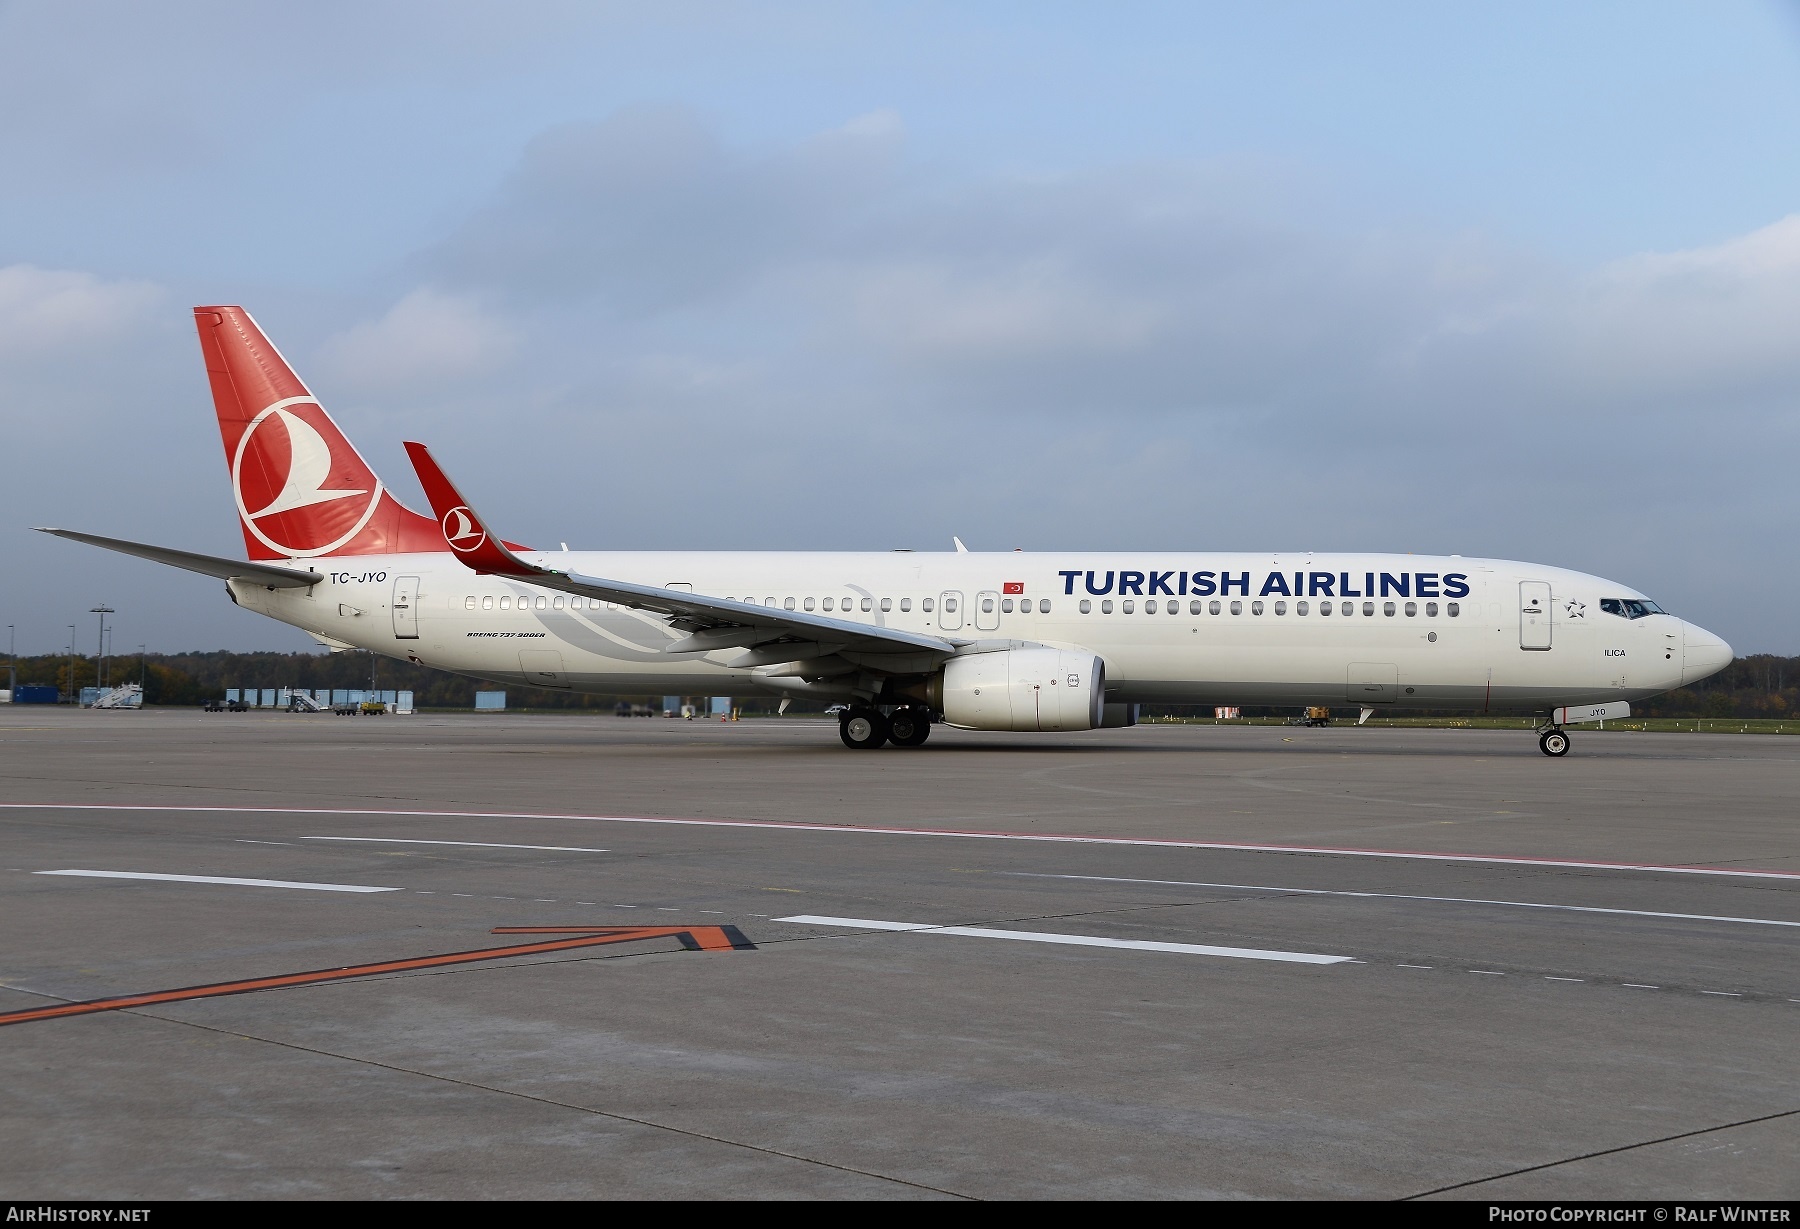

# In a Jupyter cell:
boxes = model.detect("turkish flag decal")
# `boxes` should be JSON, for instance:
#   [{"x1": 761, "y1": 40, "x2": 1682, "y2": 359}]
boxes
[{"x1": 1003, "y1": 581, "x2": 1025, "y2": 594}]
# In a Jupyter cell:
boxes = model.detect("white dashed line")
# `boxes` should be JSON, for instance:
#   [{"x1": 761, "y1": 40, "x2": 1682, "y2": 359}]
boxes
[
  {"x1": 1469, "y1": 970, "x2": 1505, "y2": 976},
  {"x1": 1622, "y1": 983, "x2": 1660, "y2": 989},
  {"x1": 1010, "y1": 872, "x2": 1800, "y2": 929},
  {"x1": 33, "y1": 869, "x2": 398, "y2": 894},
  {"x1": 1398, "y1": 964, "x2": 1434, "y2": 969},
  {"x1": 18, "y1": 802, "x2": 1793, "y2": 881},
  {"x1": 776, "y1": 915, "x2": 1354, "y2": 965},
  {"x1": 1701, "y1": 991, "x2": 1741, "y2": 997},
  {"x1": 300, "y1": 837, "x2": 611, "y2": 854},
  {"x1": 1545, "y1": 976, "x2": 1584, "y2": 982}
]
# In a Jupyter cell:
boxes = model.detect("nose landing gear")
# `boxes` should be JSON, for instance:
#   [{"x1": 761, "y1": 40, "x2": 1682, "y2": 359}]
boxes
[{"x1": 1538, "y1": 728, "x2": 1570, "y2": 757}]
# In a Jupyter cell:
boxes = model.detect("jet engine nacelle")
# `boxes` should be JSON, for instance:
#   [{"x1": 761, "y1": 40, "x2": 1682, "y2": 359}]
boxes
[{"x1": 939, "y1": 648, "x2": 1105, "y2": 732}]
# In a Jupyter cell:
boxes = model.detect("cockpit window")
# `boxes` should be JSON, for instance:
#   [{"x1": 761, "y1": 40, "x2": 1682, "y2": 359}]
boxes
[{"x1": 1600, "y1": 598, "x2": 1666, "y2": 619}]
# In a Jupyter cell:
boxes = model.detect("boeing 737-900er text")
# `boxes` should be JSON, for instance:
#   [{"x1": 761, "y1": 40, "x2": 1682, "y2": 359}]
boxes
[{"x1": 41, "y1": 306, "x2": 1733, "y2": 754}]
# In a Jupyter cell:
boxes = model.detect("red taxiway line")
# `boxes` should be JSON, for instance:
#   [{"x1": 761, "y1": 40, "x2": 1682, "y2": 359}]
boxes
[{"x1": 0, "y1": 925, "x2": 753, "y2": 1029}]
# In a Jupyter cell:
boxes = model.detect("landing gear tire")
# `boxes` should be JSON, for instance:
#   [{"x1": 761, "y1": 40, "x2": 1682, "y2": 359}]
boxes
[
  {"x1": 1539, "y1": 729, "x2": 1570, "y2": 757},
  {"x1": 887, "y1": 707, "x2": 932, "y2": 748},
  {"x1": 839, "y1": 708, "x2": 890, "y2": 749}
]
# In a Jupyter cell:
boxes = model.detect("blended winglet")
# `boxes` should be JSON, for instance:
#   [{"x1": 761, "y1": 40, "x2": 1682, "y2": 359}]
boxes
[{"x1": 402, "y1": 442, "x2": 540, "y2": 577}]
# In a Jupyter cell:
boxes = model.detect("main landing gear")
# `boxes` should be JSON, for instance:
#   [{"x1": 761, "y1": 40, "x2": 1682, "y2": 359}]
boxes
[
  {"x1": 839, "y1": 705, "x2": 933, "y2": 749},
  {"x1": 1538, "y1": 727, "x2": 1570, "y2": 757}
]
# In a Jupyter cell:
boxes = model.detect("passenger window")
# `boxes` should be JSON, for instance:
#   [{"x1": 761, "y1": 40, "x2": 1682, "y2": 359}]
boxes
[
  {"x1": 1039, "y1": 599, "x2": 1051, "y2": 613},
  {"x1": 1297, "y1": 601, "x2": 1308, "y2": 615},
  {"x1": 981, "y1": 597, "x2": 994, "y2": 613},
  {"x1": 1102, "y1": 600, "x2": 1114, "y2": 614},
  {"x1": 1362, "y1": 602, "x2": 1373, "y2": 616},
  {"x1": 1274, "y1": 601, "x2": 1286, "y2": 615},
  {"x1": 1122, "y1": 600, "x2": 1135, "y2": 614},
  {"x1": 1383, "y1": 602, "x2": 1395, "y2": 616},
  {"x1": 482, "y1": 596, "x2": 493, "y2": 610},
  {"x1": 861, "y1": 597, "x2": 873, "y2": 612},
  {"x1": 900, "y1": 598, "x2": 912, "y2": 612},
  {"x1": 1320, "y1": 601, "x2": 1332, "y2": 616},
  {"x1": 1340, "y1": 602, "x2": 1352, "y2": 616},
  {"x1": 804, "y1": 597, "x2": 815, "y2": 611},
  {"x1": 1001, "y1": 598, "x2": 1014, "y2": 613},
  {"x1": 1167, "y1": 600, "x2": 1178, "y2": 614},
  {"x1": 1144, "y1": 599, "x2": 1157, "y2": 614},
  {"x1": 1252, "y1": 601, "x2": 1265, "y2": 615},
  {"x1": 1209, "y1": 600, "x2": 1221, "y2": 615},
  {"x1": 1080, "y1": 599, "x2": 1092, "y2": 613},
  {"x1": 1404, "y1": 601, "x2": 1416, "y2": 617},
  {"x1": 499, "y1": 596, "x2": 510, "y2": 609},
  {"x1": 1447, "y1": 602, "x2": 1460, "y2": 617},
  {"x1": 536, "y1": 597, "x2": 548, "y2": 610},
  {"x1": 1189, "y1": 600, "x2": 1202, "y2": 614},
  {"x1": 1426, "y1": 602, "x2": 1438, "y2": 617},
  {"x1": 923, "y1": 597, "x2": 934, "y2": 612},
  {"x1": 553, "y1": 597, "x2": 564, "y2": 610},
  {"x1": 944, "y1": 597, "x2": 956, "y2": 612},
  {"x1": 464, "y1": 596, "x2": 475, "y2": 610},
  {"x1": 880, "y1": 597, "x2": 892, "y2": 612},
  {"x1": 765, "y1": 597, "x2": 777, "y2": 607},
  {"x1": 1230, "y1": 601, "x2": 1242, "y2": 615}
]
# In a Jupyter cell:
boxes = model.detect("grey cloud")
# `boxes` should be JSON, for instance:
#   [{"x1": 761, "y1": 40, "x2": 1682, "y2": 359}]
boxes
[{"x1": 11, "y1": 109, "x2": 1799, "y2": 653}]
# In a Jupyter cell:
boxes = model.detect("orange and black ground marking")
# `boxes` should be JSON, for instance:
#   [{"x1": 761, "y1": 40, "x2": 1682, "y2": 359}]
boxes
[{"x1": 0, "y1": 924, "x2": 754, "y2": 1028}]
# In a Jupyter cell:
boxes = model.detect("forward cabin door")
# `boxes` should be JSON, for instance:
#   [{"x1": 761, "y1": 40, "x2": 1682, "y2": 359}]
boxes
[
  {"x1": 1520, "y1": 581, "x2": 1552, "y2": 651},
  {"x1": 392, "y1": 575, "x2": 420, "y2": 640}
]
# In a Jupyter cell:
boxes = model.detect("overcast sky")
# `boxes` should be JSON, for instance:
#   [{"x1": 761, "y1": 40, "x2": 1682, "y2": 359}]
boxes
[{"x1": 4, "y1": 1, "x2": 1799, "y2": 656}]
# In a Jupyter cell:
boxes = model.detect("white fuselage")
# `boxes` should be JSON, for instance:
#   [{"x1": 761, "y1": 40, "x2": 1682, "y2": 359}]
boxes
[{"x1": 228, "y1": 550, "x2": 1731, "y2": 713}]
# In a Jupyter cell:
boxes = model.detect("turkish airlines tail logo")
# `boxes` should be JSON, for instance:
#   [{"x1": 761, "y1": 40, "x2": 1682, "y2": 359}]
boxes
[
  {"x1": 232, "y1": 397, "x2": 384, "y2": 557},
  {"x1": 198, "y1": 306, "x2": 463, "y2": 559}
]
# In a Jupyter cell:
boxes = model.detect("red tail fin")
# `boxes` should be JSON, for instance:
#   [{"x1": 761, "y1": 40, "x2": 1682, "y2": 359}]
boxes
[{"x1": 195, "y1": 306, "x2": 445, "y2": 560}]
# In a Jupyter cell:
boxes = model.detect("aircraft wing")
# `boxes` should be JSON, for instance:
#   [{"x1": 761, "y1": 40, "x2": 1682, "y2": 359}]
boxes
[
  {"x1": 35, "y1": 528, "x2": 322, "y2": 588},
  {"x1": 402, "y1": 442, "x2": 962, "y2": 665}
]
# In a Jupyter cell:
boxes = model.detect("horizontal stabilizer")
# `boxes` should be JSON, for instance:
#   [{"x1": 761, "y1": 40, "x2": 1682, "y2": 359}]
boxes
[{"x1": 35, "y1": 528, "x2": 322, "y2": 588}]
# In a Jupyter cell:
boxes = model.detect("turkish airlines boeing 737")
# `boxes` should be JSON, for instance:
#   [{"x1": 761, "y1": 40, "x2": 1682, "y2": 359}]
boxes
[{"x1": 42, "y1": 306, "x2": 1733, "y2": 755}]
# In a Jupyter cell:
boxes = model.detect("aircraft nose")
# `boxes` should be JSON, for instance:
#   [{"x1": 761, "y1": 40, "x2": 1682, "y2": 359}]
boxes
[{"x1": 1682, "y1": 623, "x2": 1733, "y2": 686}]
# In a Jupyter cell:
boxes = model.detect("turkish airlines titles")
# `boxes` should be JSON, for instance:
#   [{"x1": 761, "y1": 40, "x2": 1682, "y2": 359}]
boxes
[{"x1": 1059, "y1": 569, "x2": 1473, "y2": 599}]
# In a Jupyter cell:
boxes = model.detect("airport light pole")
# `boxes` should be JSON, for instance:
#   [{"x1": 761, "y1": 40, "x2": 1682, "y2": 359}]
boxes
[
  {"x1": 6, "y1": 625, "x2": 14, "y2": 696},
  {"x1": 139, "y1": 644, "x2": 146, "y2": 689},
  {"x1": 91, "y1": 606, "x2": 114, "y2": 692},
  {"x1": 66, "y1": 625, "x2": 75, "y2": 703}
]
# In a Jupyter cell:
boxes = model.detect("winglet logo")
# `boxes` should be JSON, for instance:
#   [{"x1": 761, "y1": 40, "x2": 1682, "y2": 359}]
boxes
[
  {"x1": 232, "y1": 397, "x2": 382, "y2": 557},
  {"x1": 442, "y1": 506, "x2": 487, "y2": 554}
]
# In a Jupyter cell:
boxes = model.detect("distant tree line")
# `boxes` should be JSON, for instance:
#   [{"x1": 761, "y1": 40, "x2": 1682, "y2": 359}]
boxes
[{"x1": 5, "y1": 649, "x2": 1795, "y2": 719}]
